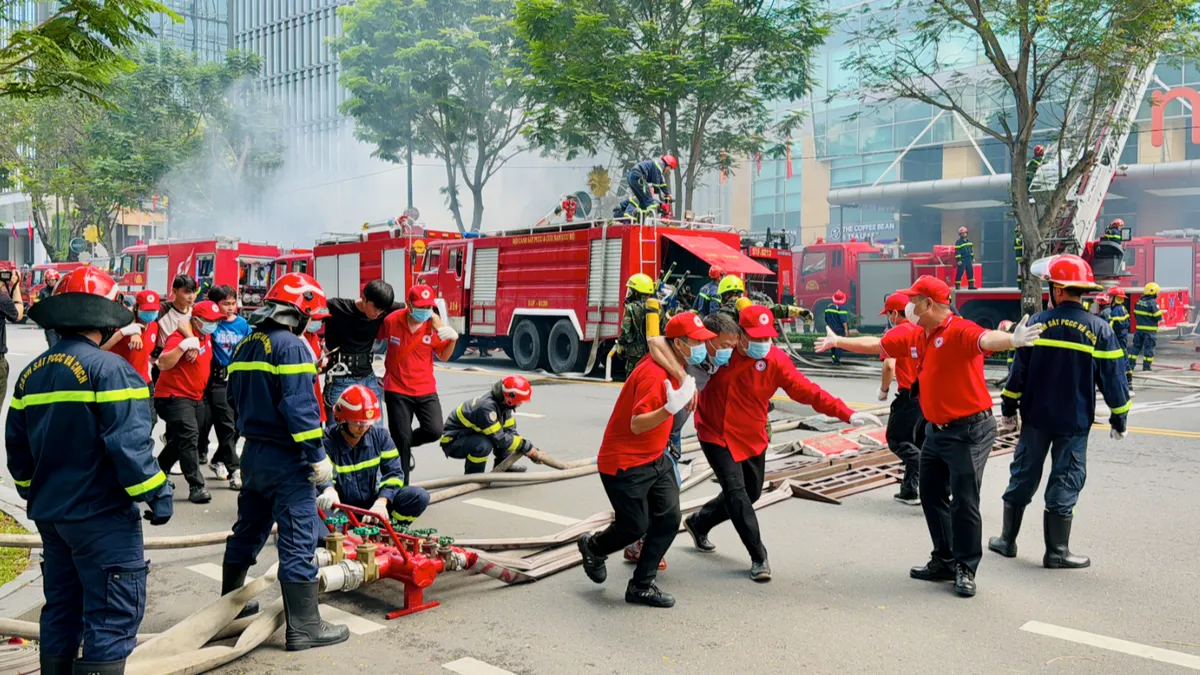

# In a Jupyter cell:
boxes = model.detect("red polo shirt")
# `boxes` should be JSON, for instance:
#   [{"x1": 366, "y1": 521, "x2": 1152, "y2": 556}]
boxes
[
  {"x1": 880, "y1": 321, "x2": 921, "y2": 391},
  {"x1": 110, "y1": 321, "x2": 159, "y2": 384},
  {"x1": 380, "y1": 309, "x2": 448, "y2": 397},
  {"x1": 155, "y1": 332, "x2": 212, "y2": 400},
  {"x1": 597, "y1": 356, "x2": 676, "y2": 475},
  {"x1": 700, "y1": 347, "x2": 854, "y2": 461},
  {"x1": 881, "y1": 314, "x2": 991, "y2": 425}
]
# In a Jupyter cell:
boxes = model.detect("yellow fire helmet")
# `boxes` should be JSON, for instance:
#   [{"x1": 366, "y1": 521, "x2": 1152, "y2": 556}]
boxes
[
  {"x1": 1143, "y1": 282, "x2": 1160, "y2": 296},
  {"x1": 626, "y1": 273, "x2": 655, "y2": 295},
  {"x1": 717, "y1": 274, "x2": 745, "y2": 296}
]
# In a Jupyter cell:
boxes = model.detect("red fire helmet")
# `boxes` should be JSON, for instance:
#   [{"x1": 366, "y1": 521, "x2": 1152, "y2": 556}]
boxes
[
  {"x1": 31, "y1": 266, "x2": 132, "y2": 331},
  {"x1": 832, "y1": 290, "x2": 847, "y2": 305},
  {"x1": 44, "y1": 269, "x2": 60, "y2": 284},
  {"x1": 1110, "y1": 218, "x2": 1125, "y2": 228},
  {"x1": 266, "y1": 272, "x2": 327, "y2": 318},
  {"x1": 708, "y1": 265, "x2": 725, "y2": 280},
  {"x1": 334, "y1": 384, "x2": 382, "y2": 425},
  {"x1": 1033, "y1": 144, "x2": 1046, "y2": 157},
  {"x1": 958, "y1": 227, "x2": 969, "y2": 235},
  {"x1": 1042, "y1": 254, "x2": 1101, "y2": 290},
  {"x1": 1107, "y1": 286, "x2": 1127, "y2": 299},
  {"x1": 493, "y1": 375, "x2": 532, "y2": 407},
  {"x1": 660, "y1": 154, "x2": 678, "y2": 170}
]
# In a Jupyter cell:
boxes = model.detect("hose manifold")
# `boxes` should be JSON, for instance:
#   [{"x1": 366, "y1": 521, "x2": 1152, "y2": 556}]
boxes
[{"x1": 318, "y1": 559, "x2": 366, "y2": 593}]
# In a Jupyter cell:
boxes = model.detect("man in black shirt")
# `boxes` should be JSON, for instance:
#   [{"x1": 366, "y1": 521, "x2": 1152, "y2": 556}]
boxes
[
  {"x1": 323, "y1": 279, "x2": 396, "y2": 421},
  {"x1": 0, "y1": 270, "x2": 26, "y2": 409}
]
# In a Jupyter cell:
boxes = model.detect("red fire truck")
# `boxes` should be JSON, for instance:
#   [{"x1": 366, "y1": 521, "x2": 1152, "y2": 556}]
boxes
[
  {"x1": 127, "y1": 238, "x2": 280, "y2": 310},
  {"x1": 310, "y1": 222, "x2": 462, "y2": 301},
  {"x1": 28, "y1": 262, "x2": 86, "y2": 298},
  {"x1": 269, "y1": 249, "x2": 314, "y2": 287},
  {"x1": 414, "y1": 219, "x2": 776, "y2": 374},
  {"x1": 741, "y1": 229, "x2": 795, "y2": 304},
  {"x1": 116, "y1": 243, "x2": 148, "y2": 299}
]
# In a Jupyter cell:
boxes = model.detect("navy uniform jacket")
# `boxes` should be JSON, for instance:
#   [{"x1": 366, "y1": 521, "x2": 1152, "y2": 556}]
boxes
[
  {"x1": 227, "y1": 326, "x2": 324, "y2": 464},
  {"x1": 5, "y1": 335, "x2": 169, "y2": 521},
  {"x1": 1102, "y1": 225, "x2": 1123, "y2": 243},
  {"x1": 696, "y1": 281, "x2": 720, "y2": 316},
  {"x1": 1002, "y1": 301, "x2": 1130, "y2": 434},
  {"x1": 1109, "y1": 303, "x2": 1129, "y2": 342},
  {"x1": 442, "y1": 393, "x2": 532, "y2": 455},
  {"x1": 824, "y1": 303, "x2": 848, "y2": 336},
  {"x1": 954, "y1": 236, "x2": 974, "y2": 265},
  {"x1": 319, "y1": 424, "x2": 405, "y2": 508},
  {"x1": 1133, "y1": 297, "x2": 1162, "y2": 332},
  {"x1": 630, "y1": 159, "x2": 672, "y2": 199}
]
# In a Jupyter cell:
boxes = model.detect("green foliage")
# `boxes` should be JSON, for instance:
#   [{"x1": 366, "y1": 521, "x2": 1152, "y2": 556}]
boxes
[
  {"x1": 0, "y1": 513, "x2": 29, "y2": 589},
  {"x1": 336, "y1": 0, "x2": 527, "y2": 233},
  {"x1": 514, "y1": 0, "x2": 833, "y2": 211},
  {"x1": 0, "y1": 1, "x2": 179, "y2": 105}
]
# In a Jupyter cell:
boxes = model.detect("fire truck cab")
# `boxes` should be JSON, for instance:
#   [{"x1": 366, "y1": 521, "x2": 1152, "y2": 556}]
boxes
[
  {"x1": 310, "y1": 221, "x2": 461, "y2": 304},
  {"x1": 141, "y1": 237, "x2": 280, "y2": 311}
]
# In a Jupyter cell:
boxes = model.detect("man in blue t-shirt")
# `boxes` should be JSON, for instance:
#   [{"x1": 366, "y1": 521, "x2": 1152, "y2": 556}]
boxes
[{"x1": 201, "y1": 284, "x2": 253, "y2": 488}]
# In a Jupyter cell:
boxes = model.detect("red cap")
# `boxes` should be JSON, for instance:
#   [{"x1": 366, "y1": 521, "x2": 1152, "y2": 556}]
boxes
[
  {"x1": 879, "y1": 292, "x2": 909, "y2": 315},
  {"x1": 136, "y1": 289, "x2": 161, "y2": 311},
  {"x1": 664, "y1": 312, "x2": 717, "y2": 340},
  {"x1": 739, "y1": 305, "x2": 779, "y2": 339},
  {"x1": 407, "y1": 284, "x2": 436, "y2": 308},
  {"x1": 192, "y1": 300, "x2": 224, "y2": 322},
  {"x1": 900, "y1": 275, "x2": 952, "y2": 304}
]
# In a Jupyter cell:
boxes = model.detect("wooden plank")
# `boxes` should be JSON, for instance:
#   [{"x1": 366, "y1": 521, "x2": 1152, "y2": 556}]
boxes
[{"x1": 790, "y1": 482, "x2": 842, "y2": 505}]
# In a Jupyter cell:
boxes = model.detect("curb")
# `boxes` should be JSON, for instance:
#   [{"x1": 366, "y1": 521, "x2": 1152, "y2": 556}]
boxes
[{"x1": 0, "y1": 484, "x2": 42, "y2": 620}]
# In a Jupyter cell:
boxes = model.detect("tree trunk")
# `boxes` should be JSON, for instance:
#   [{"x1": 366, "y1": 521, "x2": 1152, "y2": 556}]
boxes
[
  {"x1": 406, "y1": 125, "x2": 414, "y2": 210},
  {"x1": 470, "y1": 185, "x2": 484, "y2": 233},
  {"x1": 441, "y1": 155, "x2": 466, "y2": 233}
]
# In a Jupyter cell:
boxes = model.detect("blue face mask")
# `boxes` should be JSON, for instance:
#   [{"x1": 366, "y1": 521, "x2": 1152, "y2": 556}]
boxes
[
  {"x1": 686, "y1": 342, "x2": 707, "y2": 365},
  {"x1": 306, "y1": 320, "x2": 322, "y2": 333},
  {"x1": 138, "y1": 311, "x2": 157, "y2": 323},
  {"x1": 747, "y1": 341, "x2": 771, "y2": 360},
  {"x1": 411, "y1": 308, "x2": 433, "y2": 323},
  {"x1": 713, "y1": 347, "x2": 733, "y2": 366},
  {"x1": 199, "y1": 321, "x2": 219, "y2": 335}
]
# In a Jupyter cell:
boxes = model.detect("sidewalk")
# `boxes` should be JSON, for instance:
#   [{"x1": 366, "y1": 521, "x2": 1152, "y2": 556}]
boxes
[{"x1": 0, "y1": 485, "x2": 41, "y2": 620}]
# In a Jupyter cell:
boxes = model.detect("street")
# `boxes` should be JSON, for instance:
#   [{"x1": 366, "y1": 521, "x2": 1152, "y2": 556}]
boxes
[{"x1": 4, "y1": 323, "x2": 1200, "y2": 675}]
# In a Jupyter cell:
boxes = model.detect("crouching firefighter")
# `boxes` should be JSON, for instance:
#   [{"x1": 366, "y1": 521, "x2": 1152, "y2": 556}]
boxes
[
  {"x1": 6, "y1": 266, "x2": 173, "y2": 675},
  {"x1": 315, "y1": 385, "x2": 430, "y2": 527},
  {"x1": 221, "y1": 272, "x2": 350, "y2": 651},
  {"x1": 440, "y1": 375, "x2": 546, "y2": 474}
]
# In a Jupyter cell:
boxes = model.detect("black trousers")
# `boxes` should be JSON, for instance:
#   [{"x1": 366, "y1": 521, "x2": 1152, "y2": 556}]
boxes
[
  {"x1": 920, "y1": 415, "x2": 996, "y2": 574},
  {"x1": 200, "y1": 377, "x2": 240, "y2": 470},
  {"x1": 384, "y1": 392, "x2": 444, "y2": 479},
  {"x1": 155, "y1": 397, "x2": 207, "y2": 491},
  {"x1": 691, "y1": 441, "x2": 767, "y2": 563},
  {"x1": 887, "y1": 388, "x2": 925, "y2": 496},
  {"x1": 591, "y1": 455, "x2": 681, "y2": 589}
]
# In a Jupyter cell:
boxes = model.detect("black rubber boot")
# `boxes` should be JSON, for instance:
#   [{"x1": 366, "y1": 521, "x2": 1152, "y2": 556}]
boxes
[
  {"x1": 281, "y1": 580, "x2": 350, "y2": 651},
  {"x1": 73, "y1": 659, "x2": 125, "y2": 674},
  {"x1": 221, "y1": 564, "x2": 259, "y2": 619},
  {"x1": 988, "y1": 502, "x2": 1025, "y2": 558},
  {"x1": 1043, "y1": 512, "x2": 1091, "y2": 569},
  {"x1": 40, "y1": 653, "x2": 75, "y2": 675}
]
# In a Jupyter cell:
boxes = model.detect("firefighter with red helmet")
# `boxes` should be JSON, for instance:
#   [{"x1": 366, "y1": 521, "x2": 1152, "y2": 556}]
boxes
[
  {"x1": 315, "y1": 385, "x2": 430, "y2": 526},
  {"x1": 617, "y1": 154, "x2": 677, "y2": 221},
  {"x1": 221, "y1": 272, "x2": 350, "y2": 651},
  {"x1": 954, "y1": 226, "x2": 976, "y2": 289},
  {"x1": 7, "y1": 266, "x2": 172, "y2": 675},
  {"x1": 695, "y1": 265, "x2": 724, "y2": 316},
  {"x1": 440, "y1": 375, "x2": 545, "y2": 474},
  {"x1": 37, "y1": 268, "x2": 61, "y2": 348},
  {"x1": 824, "y1": 290, "x2": 849, "y2": 365},
  {"x1": 990, "y1": 255, "x2": 1129, "y2": 570},
  {"x1": 1106, "y1": 287, "x2": 1131, "y2": 387},
  {"x1": 1103, "y1": 218, "x2": 1125, "y2": 244},
  {"x1": 1027, "y1": 144, "x2": 1046, "y2": 191}
]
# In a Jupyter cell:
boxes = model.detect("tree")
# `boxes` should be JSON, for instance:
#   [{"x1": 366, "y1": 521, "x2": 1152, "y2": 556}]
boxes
[
  {"x1": 0, "y1": 1, "x2": 178, "y2": 104},
  {"x1": 514, "y1": 0, "x2": 831, "y2": 213},
  {"x1": 336, "y1": 0, "x2": 528, "y2": 233},
  {"x1": 844, "y1": 0, "x2": 1199, "y2": 313}
]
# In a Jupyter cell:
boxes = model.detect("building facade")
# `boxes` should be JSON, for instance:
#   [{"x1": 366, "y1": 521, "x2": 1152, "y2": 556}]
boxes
[{"x1": 149, "y1": 0, "x2": 233, "y2": 64}]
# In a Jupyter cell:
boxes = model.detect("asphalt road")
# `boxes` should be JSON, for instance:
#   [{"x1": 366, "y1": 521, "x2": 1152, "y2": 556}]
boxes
[{"x1": 3, "y1": 323, "x2": 1200, "y2": 674}]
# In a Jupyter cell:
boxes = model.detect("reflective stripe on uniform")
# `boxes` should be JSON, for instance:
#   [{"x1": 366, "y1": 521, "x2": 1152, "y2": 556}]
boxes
[
  {"x1": 381, "y1": 449, "x2": 400, "y2": 460},
  {"x1": 466, "y1": 454, "x2": 489, "y2": 463},
  {"x1": 9, "y1": 387, "x2": 150, "y2": 410},
  {"x1": 1001, "y1": 389, "x2": 1022, "y2": 399},
  {"x1": 333, "y1": 456, "x2": 380, "y2": 473},
  {"x1": 1110, "y1": 401, "x2": 1132, "y2": 415},
  {"x1": 1134, "y1": 310, "x2": 1163, "y2": 318},
  {"x1": 1031, "y1": 338, "x2": 1093, "y2": 355},
  {"x1": 379, "y1": 477, "x2": 405, "y2": 488},
  {"x1": 503, "y1": 418, "x2": 515, "y2": 428},
  {"x1": 291, "y1": 428, "x2": 323, "y2": 442},
  {"x1": 456, "y1": 404, "x2": 500, "y2": 435},
  {"x1": 825, "y1": 309, "x2": 849, "y2": 315},
  {"x1": 228, "y1": 361, "x2": 318, "y2": 375},
  {"x1": 391, "y1": 512, "x2": 418, "y2": 523},
  {"x1": 1110, "y1": 315, "x2": 1128, "y2": 323},
  {"x1": 508, "y1": 435, "x2": 524, "y2": 452},
  {"x1": 13, "y1": 478, "x2": 30, "y2": 488},
  {"x1": 440, "y1": 435, "x2": 453, "y2": 444},
  {"x1": 1093, "y1": 348, "x2": 1124, "y2": 359},
  {"x1": 1135, "y1": 326, "x2": 1159, "y2": 332},
  {"x1": 125, "y1": 470, "x2": 167, "y2": 497}
]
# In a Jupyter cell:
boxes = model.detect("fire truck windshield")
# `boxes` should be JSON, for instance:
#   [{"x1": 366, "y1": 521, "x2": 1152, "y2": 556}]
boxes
[{"x1": 800, "y1": 250, "x2": 827, "y2": 276}]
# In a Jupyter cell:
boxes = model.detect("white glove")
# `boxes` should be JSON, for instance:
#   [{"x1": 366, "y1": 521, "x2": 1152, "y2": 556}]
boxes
[
  {"x1": 814, "y1": 326, "x2": 841, "y2": 353},
  {"x1": 120, "y1": 323, "x2": 144, "y2": 337},
  {"x1": 316, "y1": 486, "x2": 338, "y2": 511},
  {"x1": 1110, "y1": 428, "x2": 1125, "y2": 441},
  {"x1": 365, "y1": 498, "x2": 389, "y2": 524},
  {"x1": 437, "y1": 325, "x2": 459, "y2": 342},
  {"x1": 1010, "y1": 314, "x2": 1043, "y2": 348},
  {"x1": 876, "y1": 387, "x2": 889, "y2": 401},
  {"x1": 849, "y1": 412, "x2": 882, "y2": 427},
  {"x1": 309, "y1": 457, "x2": 334, "y2": 486},
  {"x1": 663, "y1": 376, "x2": 697, "y2": 415},
  {"x1": 177, "y1": 336, "x2": 201, "y2": 352},
  {"x1": 998, "y1": 416, "x2": 1019, "y2": 434}
]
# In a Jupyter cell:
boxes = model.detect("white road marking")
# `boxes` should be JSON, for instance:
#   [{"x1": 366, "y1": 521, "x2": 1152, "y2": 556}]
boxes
[
  {"x1": 513, "y1": 411, "x2": 544, "y2": 418},
  {"x1": 462, "y1": 497, "x2": 580, "y2": 526},
  {"x1": 443, "y1": 657, "x2": 517, "y2": 675},
  {"x1": 186, "y1": 562, "x2": 223, "y2": 581},
  {"x1": 1021, "y1": 621, "x2": 1200, "y2": 670}
]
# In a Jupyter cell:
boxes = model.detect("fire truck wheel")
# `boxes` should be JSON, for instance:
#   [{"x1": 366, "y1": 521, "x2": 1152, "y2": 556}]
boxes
[
  {"x1": 511, "y1": 319, "x2": 548, "y2": 371},
  {"x1": 546, "y1": 319, "x2": 581, "y2": 374}
]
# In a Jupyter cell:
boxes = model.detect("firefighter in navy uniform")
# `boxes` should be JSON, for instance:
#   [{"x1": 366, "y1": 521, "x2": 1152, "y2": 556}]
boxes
[
  {"x1": 715, "y1": 275, "x2": 810, "y2": 323},
  {"x1": 1013, "y1": 229, "x2": 1024, "y2": 285},
  {"x1": 6, "y1": 267, "x2": 173, "y2": 675},
  {"x1": 441, "y1": 375, "x2": 546, "y2": 474},
  {"x1": 1102, "y1": 218, "x2": 1125, "y2": 243},
  {"x1": 1026, "y1": 145, "x2": 1045, "y2": 192},
  {"x1": 1107, "y1": 287, "x2": 1132, "y2": 387},
  {"x1": 37, "y1": 268, "x2": 61, "y2": 348},
  {"x1": 824, "y1": 290, "x2": 849, "y2": 365},
  {"x1": 619, "y1": 155, "x2": 677, "y2": 220},
  {"x1": 221, "y1": 272, "x2": 350, "y2": 651},
  {"x1": 315, "y1": 385, "x2": 430, "y2": 527},
  {"x1": 1130, "y1": 282, "x2": 1162, "y2": 371},
  {"x1": 990, "y1": 255, "x2": 1129, "y2": 569},
  {"x1": 695, "y1": 265, "x2": 724, "y2": 316},
  {"x1": 954, "y1": 226, "x2": 976, "y2": 289}
]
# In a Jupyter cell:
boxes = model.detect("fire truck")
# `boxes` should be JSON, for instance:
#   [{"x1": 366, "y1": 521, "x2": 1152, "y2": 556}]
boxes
[
  {"x1": 309, "y1": 221, "x2": 462, "y2": 301},
  {"x1": 268, "y1": 249, "x2": 313, "y2": 286},
  {"x1": 28, "y1": 262, "x2": 86, "y2": 298},
  {"x1": 125, "y1": 238, "x2": 280, "y2": 310},
  {"x1": 741, "y1": 229, "x2": 795, "y2": 304},
  {"x1": 413, "y1": 219, "x2": 776, "y2": 374}
]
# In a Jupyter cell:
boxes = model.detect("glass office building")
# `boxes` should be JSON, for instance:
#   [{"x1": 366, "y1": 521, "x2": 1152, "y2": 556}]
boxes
[{"x1": 149, "y1": 0, "x2": 233, "y2": 64}]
